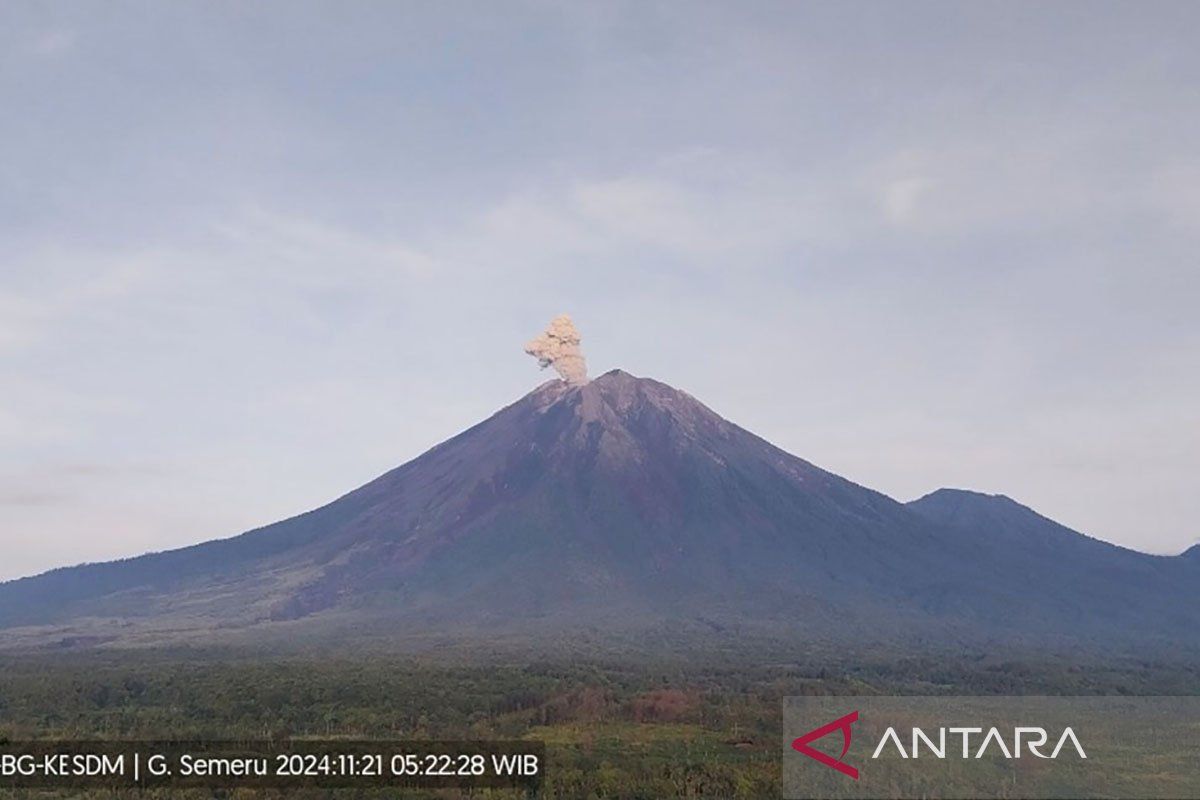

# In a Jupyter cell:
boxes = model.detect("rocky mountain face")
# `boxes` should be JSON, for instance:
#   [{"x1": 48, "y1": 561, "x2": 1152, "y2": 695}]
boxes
[{"x1": 0, "y1": 370, "x2": 1195, "y2": 650}]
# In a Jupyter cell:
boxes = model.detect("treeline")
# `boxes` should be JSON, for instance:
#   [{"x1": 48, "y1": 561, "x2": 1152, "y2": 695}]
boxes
[{"x1": 0, "y1": 648, "x2": 1196, "y2": 799}]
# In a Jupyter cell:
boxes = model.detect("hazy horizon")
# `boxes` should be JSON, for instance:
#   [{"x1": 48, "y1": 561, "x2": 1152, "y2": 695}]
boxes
[{"x1": 3, "y1": 1, "x2": 1199, "y2": 581}]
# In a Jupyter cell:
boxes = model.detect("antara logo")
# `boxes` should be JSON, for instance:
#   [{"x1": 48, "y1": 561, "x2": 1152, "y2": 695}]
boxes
[
  {"x1": 792, "y1": 711, "x2": 1088, "y2": 781},
  {"x1": 872, "y1": 726, "x2": 1087, "y2": 760},
  {"x1": 791, "y1": 711, "x2": 860, "y2": 780}
]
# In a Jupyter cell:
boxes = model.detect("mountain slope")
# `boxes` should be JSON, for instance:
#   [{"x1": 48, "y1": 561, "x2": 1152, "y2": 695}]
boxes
[
  {"x1": 907, "y1": 488, "x2": 1198, "y2": 637},
  {"x1": 909, "y1": 488, "x2": 1121, "y2": 554},
  {"x1": 0, "y1": 370, "x2": 1196, "y2": 650}
]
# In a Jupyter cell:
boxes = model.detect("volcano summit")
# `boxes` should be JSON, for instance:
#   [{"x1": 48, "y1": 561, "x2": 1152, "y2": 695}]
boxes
[{"x1": 0, "y1": 370, "x2": 1196, "y2": 651}]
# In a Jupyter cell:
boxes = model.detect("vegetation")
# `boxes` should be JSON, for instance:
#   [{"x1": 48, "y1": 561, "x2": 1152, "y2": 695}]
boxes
[{"x1": 0, "y1": 645, "x2": 1196, "y2": 799}]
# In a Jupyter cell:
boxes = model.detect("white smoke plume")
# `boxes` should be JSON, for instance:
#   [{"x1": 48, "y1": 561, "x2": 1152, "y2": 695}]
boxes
[{"x1": 524, "y1": 314, "x2": 588, "y2": 385}]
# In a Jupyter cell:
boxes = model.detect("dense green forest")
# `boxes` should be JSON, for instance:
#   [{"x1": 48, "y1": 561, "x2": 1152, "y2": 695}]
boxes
[{"x1": 1, "y1": 645, "x2": 1197, "y2": 799}]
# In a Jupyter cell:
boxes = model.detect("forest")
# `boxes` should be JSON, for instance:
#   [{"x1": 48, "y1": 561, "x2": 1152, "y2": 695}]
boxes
[{"x1": 1, "y1": 642, "x2": 1197, "y2": 799}]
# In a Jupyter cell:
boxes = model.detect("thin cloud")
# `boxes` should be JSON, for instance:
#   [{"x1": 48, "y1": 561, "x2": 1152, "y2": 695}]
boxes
[
  {"x1": 0, "y1": 489, "x2": 72, "y2": 508},
  {"x1": 26, "y1": 30, "x2": 77, "y2": 58}
]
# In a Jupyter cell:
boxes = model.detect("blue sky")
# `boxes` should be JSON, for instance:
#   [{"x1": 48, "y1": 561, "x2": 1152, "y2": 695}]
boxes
[{"x1": 2, "y1": 1, "x2": 1198, "y2": 580}]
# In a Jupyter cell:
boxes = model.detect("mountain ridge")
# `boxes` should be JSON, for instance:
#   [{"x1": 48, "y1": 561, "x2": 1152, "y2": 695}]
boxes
[{"x1": 1, "y1": 370, "x2": 1196, "y2": 651}]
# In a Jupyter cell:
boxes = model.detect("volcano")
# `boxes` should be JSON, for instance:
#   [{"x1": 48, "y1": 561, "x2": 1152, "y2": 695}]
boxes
[{"x1": 0, "y1": 370, "x2": 1196, "y2": 650}]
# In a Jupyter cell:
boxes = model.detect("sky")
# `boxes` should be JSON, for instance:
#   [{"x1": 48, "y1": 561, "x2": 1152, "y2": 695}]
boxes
[{"x1": 2, "y1": 1, "x2": 1198, "y2": 581}]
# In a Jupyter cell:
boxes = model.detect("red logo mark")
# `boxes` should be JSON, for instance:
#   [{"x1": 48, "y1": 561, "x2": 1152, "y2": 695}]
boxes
[{"x1": 791, "y1": 710, "x2": 860, "y2": 780}]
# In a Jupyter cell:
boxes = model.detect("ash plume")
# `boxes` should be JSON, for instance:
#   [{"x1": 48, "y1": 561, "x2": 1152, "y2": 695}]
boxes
[{"x1": 525, "y1": 314, "x2": 588, "y2": 385}]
